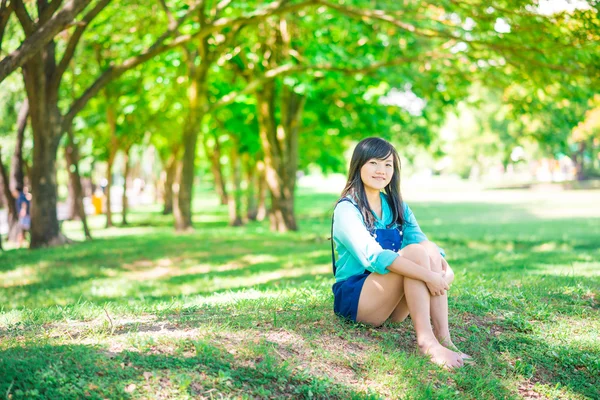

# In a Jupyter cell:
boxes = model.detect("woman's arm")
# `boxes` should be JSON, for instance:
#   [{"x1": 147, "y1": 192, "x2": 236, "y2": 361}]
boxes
[{"x1": 333, "y1": 201, "x2": 399, "y2": 275}]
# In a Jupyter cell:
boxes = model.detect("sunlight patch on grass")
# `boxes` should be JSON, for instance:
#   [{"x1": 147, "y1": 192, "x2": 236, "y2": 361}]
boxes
[
  {"x1": 538, "y1": 315, "x2": 600, "y2": 350},
  {"x1": 207, "y1": 264, "x2": 330, "y2": 291},
  {"x1": 240, "y1": 254, "x2": 279, "y2": 264},
  {"x1": 528, "y1": 204, "x2": 600, "y2": 219},
  {"x1": 529, "y1": 261, "x2": 600, "y2": 277},
  {"x1": 465, "y1": 240, "x2": 497, "y2": 251},
  {"x1": 531, "y1": 242, "x2": 573, "y2": 252},
  {"x1": 91, "y1": 226, "x2": 163, "y2": 238},
  {"x1": 191, "y1": 289, "x2": 284, "y2": 307},
  {"x1": 1, "y1": 266, "x2": 41, "y2": 288}
]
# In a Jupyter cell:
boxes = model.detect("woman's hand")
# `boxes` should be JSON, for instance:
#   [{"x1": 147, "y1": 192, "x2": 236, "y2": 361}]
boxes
[{"x1": 426, "y1": 271, "x2": 449, "y2": 296}]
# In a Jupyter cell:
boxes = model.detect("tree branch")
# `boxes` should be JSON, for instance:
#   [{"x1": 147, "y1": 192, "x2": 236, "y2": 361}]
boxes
[
  {"x1": 205, "y1": 0, "x2": 318, "y2": 38},
  {"x1": 54, "y1": 0, "x2": 111, "y2": 82},
  {"x1": 39, "y1": 0, "x2": 65, "y2": 24},
  {"x1": 63, "y1": 0, "x2": 319, "y2": 128},
  {"x1": 12, "y1": 0, "x2": 35, "y2": 35},
  {"x1": 316, "y1": 0, "x2": 590, "y2": 77},
  {"x1": 0, "y1": 0, "x2": 13, "y2": 54},
  {"x1": 157, "y1": 0, "x2": 176, "y2": 30},
  {"x1": 0, "y1": 0, "x2": 93, "y2": 83},
  {"x1": 211, "y1": 0, "x2": 232, "y2": 19},
  {"x1": 211, "y1": 52, "x2": 448, "y2": 112}
]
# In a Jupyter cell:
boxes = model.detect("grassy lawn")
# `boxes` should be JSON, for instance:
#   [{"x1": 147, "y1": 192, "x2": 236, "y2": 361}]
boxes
[{"x1": 1, "y1": 186, "x2": 599, "y2": 399}]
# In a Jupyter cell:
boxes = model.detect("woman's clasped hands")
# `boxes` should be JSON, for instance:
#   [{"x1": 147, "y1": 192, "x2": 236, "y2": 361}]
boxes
[{"x1": 426, "y1": 271, "x2": 449, "y2": 296}]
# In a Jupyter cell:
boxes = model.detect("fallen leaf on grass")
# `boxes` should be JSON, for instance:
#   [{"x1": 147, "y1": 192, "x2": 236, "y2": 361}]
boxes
[{"x1": 125, "y1": 384, "x2": 137, "y2": 393}]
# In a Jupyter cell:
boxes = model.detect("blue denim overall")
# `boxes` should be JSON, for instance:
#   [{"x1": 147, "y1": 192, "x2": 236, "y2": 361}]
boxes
[{"x1": 330, "y1": 198, "x2": 403, "y2": 321}]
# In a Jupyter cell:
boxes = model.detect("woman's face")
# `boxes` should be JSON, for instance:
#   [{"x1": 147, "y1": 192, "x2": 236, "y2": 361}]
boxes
[{"x1": 360, "y1": 155, "x2": 394, "y2": 192}]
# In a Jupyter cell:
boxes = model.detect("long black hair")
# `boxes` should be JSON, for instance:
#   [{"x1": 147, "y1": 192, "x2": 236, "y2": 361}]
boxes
[{"x1": 339, "y1": 137, "x2": 404, "y2": 230}]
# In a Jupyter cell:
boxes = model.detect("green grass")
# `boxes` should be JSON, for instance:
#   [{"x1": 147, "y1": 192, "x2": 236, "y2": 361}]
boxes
[{"x1": 1, "y1": 186, "x2": 599, "y2": 399}]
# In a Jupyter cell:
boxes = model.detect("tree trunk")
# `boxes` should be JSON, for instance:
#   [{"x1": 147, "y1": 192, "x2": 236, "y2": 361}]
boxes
[
  {"x1": 162, "y1": 152, "x2": 178, "y2": 215},
  {"x1": 243, "y1": 153, "x2": 258, "y2": 221},
  {"x1": 204, "y1": 133, "x2": 228, "y2": 206},
  {"x1": 3, "y1": 99, "x2": 29, "y2": 241},
  {"x1": 571, "y1": 142, "x2": 586, "y2": 181},
  {"x1": 255, "y1": 81, "x2": 304, "y2": 232},
  {"x1": 105, "y1": 152, "x2": 115, "y2": 228},
  {"x1": 10, "y1": 98, "x2": 28, "y2": 192},
  {"x1": 228, "y1": 138, "x2": 243, "y2": 226},
  {"x1": 23, "y1": 47, "x2": 71, "y2": 248},
  {"x1": 105, "y1": 101, "x2": 118, "y2": 228},
  {"x1": 29, "y1": 125, "x2": 66, "y2": 247},
  {"x1": 122, "y1": 145, "x2": 131, "y2": 225},
  {"x1": 175, "y1": 113, "x2": 202, "y2": 231},
  {"x1": 256, "y1": 160, "x2": 267, "y2": 222},
  {"x1": 0, "y1": 149, "x2": 18, "y2": 238},
  {"x1": 174, "y1": 48, "x2": 211, "y2": 231},
  {"x1": 65, "y1": 129, "x2": 92, "y2": 239},
  {"x1": 66, "y1": 167, "x2": 77, "y2": 220}
]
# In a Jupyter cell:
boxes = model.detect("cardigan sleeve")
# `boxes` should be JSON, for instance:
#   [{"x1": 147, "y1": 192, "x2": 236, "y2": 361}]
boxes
[{"x1": 333, "y1": 201, "x2": 398, "y2": 274}]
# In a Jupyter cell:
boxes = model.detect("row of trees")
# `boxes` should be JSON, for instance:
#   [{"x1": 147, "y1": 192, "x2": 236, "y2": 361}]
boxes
[{"x1": 0, "y1": 0, "x2": 599, "y2": 248}]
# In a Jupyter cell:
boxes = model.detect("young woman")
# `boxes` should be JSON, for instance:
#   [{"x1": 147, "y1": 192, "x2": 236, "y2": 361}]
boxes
[{"x1": 331, "y1": 137, "x2": 470, "y2": 369}]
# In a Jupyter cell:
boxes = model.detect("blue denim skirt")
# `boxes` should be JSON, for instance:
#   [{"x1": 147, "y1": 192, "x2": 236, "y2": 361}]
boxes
[{"x1": 332, "y1": 271, "x2": 371, "y2": 322}]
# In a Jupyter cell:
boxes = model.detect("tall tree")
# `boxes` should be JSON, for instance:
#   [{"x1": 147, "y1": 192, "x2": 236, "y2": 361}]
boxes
[
  {"x1": 170, "y1": 0, "x2": 320, "y2": 231},
  {"x1": 6, "y1": 0, "x2": 219, "y2": 247}
]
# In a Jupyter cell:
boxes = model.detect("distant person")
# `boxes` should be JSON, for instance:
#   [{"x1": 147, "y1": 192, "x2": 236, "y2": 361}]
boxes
[
  {"x1": 330, "y1": 137, "x2": 472, "y2": 369},
  {"x1": 13, "y1": 185, "x2": 31, "y2": 248}
]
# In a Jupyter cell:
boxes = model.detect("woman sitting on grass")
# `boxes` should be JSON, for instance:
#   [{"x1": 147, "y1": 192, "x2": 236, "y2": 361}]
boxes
[{"x1": 331, "y1": 137, "x2": 471, "y2": 369}]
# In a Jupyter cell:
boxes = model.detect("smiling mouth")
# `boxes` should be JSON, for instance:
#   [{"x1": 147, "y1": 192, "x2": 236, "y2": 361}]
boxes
[{"x1": 373, "y1": 177, "x2": 386, "y2": 180}]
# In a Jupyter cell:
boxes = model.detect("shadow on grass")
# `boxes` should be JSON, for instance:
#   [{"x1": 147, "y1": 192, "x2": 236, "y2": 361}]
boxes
[
  {"x1": 2, "y1": 205, "x2": 598, "y2": 313},
  {"x1": 0, "y1": 230, "x2": 333, "y2": 309},
  {"x1": 494, "y1": 332, "x2": 600, "y2": 399},
  {"x1": 448, "y1": 306, "x2": 600, "y2": 399},
  {"x1": 0, "y1": 342, "x2": 375, "y2": 399}
]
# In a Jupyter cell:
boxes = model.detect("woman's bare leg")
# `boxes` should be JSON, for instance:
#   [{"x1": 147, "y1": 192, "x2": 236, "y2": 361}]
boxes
[
  {"x1": 389, "y1": 296, "x2": 409, "y2": 323},
  {"x1": 418, "y1": 241, "x2": 470, "y2": 357},
  {"x1": 403, "y1": 276, "x2": 463, "y2": 368},
  {"x1": 356, "y1": 271, "x2": 405, "y2": 326},
  {"x1": 357, "y1": 269, "x2": 462, "y2": 368}
]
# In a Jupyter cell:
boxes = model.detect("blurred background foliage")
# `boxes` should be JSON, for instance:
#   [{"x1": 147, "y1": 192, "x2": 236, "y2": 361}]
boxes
[{"x1": 0, "y1": 0, "x2": 599, "y2": 247}]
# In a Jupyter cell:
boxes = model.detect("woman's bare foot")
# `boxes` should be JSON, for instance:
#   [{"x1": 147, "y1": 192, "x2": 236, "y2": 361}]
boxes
[
  {"x1": 419, "y1": 341, "x2": 464, "y2": 369},
  {"x1": 437, "y1": 336, "x2": 473, "y2": 361}
]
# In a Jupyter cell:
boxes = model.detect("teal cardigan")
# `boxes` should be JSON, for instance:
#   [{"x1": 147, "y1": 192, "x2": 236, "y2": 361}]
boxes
[{"x1": 332, "y1": 192, "x2": 444, "y2": 282}]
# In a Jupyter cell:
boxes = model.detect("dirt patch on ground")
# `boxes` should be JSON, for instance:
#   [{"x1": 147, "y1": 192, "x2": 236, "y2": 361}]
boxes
[
  {"x1": 208, "y1": 328, "x2": 385, "y2": 395},
  {"x1": 518, "y1": 381, "x2": 547, "y2": 399},
  {"x1": 456, "y1": 312, "x2": 506, "y2": 337}
]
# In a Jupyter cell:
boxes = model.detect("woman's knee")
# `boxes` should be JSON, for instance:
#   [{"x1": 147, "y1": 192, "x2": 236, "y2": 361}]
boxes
[
  {"x1": 445, "y1": 266, "x2": 455, "y2": 285},
  {"x1": 399, "y1": 244, "x2": 430, "y2": 269}
]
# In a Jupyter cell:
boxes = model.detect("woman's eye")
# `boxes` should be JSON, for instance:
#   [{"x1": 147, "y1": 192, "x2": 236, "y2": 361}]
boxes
[
  {"x1": 386, "y1": 164, "x2": 392, "y2": 167},
  {"x1": 370, "y1": 161, "x2": 377, "y2": 165}
]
